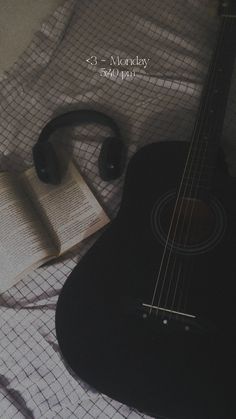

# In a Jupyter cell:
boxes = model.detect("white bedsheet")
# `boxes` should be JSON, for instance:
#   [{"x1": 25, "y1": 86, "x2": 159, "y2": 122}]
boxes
[{"x1": 0, "y1": 1, "x2": 235, "y2": 418}]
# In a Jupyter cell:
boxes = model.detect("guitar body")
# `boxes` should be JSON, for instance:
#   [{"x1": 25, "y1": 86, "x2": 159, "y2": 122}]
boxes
[{"x1": 56, "y1": 142, "x2": 236, "y2": 419}]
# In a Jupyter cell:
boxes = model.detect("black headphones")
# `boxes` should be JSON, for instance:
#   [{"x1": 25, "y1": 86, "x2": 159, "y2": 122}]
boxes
[{"x1": 32, "y1": 109, "x2": 126, "y2": 184}]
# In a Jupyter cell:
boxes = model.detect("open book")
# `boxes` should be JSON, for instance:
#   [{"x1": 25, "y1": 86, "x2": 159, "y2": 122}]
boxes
[{"x1": 0, "y1": 162, "x2": 110, "y2": 293}]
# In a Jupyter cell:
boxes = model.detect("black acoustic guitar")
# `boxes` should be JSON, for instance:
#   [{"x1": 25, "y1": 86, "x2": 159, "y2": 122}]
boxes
[{"x1": 56, "y1": 2, "x2": 236, "y2": 418}]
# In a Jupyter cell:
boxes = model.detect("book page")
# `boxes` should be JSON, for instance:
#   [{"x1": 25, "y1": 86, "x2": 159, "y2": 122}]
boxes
[
  {"x1": 0, "y1": 172, "x2": 56, "y2": 293},
  {"x1": 22, "y1": 162, "x2": 110, "y2": 254}
]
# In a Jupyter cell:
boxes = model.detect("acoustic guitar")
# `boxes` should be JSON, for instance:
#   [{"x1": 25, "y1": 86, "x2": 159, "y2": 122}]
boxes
[{"x1": 56, "y1": 2, "x2": 236, "y2": 418}]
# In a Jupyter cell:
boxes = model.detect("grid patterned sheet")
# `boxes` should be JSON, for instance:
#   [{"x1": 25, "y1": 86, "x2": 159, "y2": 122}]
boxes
[{"x1": 0, "y1": 1, "x2": 236, "y2": 418}]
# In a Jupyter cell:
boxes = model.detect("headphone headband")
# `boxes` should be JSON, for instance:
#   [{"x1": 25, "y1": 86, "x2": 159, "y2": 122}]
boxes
[{"x1": 38, "y1": 109, "x2": 121, "y2": 143}]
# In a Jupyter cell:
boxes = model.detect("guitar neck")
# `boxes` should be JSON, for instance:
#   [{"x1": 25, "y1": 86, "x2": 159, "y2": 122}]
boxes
[{"x1": 183, "y1": 2, "x2": 236, "y2": 196}]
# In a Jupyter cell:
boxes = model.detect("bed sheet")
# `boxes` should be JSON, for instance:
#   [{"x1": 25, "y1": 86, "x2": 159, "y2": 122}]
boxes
[{"x1": 0, "y1": 1, "x2": 236, "y2": 418}]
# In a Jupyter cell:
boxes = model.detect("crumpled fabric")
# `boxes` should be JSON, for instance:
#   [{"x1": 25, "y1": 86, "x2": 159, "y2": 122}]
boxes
[{"x1": 0, "y1": 1, "x2": 235, "y2": 418}]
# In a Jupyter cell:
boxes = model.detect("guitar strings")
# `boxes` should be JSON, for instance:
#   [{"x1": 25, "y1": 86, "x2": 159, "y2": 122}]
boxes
[
  {"x1": 163, "y1": 257, "x2": 183, "y2": 320},
  {"x1": 184, "y1": 7, "x2": 235, "y2": 247},
  {"x1": 178, "y1": 19, "x2": 234, "y2": 316},
  {"x1": 151, "y1": 3, "x2": 231, "y2": 316},
  {"x1": 155, "y1": 15, "x2": 227, "y2": 314},
  {"x1": 149, "y1": 5, "x2": 229, "y2": 316},
  {"x1": 183, "y1": 7, "x2": 232, "y2": 237},
  {"x1": 179, "y1": 5, "x2": 236, "y2": 318},
  {"x1": 173, "y1": 4, "x2": 234, "y2": 316},
  {"x1": 171, "y1": 4, "x2": 232, "y2": 318},
  {"x1": 168, "y1": 9, "x2": 231, "y2": 317},
  {"x1": 169, "y1": 8, "x2": 231, "y2": 316}
]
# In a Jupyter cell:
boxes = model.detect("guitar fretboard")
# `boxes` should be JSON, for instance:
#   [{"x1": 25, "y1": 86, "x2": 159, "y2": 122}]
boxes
[{"x1": 182, "y1": 7, "x2": 236, "y2": 197}]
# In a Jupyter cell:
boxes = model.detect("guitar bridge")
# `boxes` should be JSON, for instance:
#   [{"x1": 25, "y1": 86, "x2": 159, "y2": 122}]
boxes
[
  {"x1": 121, "y1": 296, "x2": 216, "y2": 334},
  {"x1": 141, "y1": 302, "x2": 220, "y2": 335},
  {"x1": 141, "y1": 302, "x2": 197, "y2": 333},
  {"x1": 142, "y1": 303, "x2": 196, "y2": 320}
]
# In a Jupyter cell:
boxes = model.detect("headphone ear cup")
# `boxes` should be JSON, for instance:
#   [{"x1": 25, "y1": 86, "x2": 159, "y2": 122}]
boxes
[
  {"x1": 98, "y1": 137, "x2": 126, "y2": 181},
  {"x1": 32, "y1": 142, "x2": 61, "y2": 184}
]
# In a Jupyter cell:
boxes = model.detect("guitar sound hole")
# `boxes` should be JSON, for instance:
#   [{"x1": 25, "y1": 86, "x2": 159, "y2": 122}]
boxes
[
  {"x1": 151, "y1": 191, "x2": 226, "y2": 255},
  {"x1": 164, "y1": 198, "x2": 214, "y2": 245}
]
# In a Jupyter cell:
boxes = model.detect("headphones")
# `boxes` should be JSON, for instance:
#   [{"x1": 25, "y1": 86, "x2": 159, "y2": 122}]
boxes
[{"x1": 32, "y1": 109, "x2": 126, "y2": 184}]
